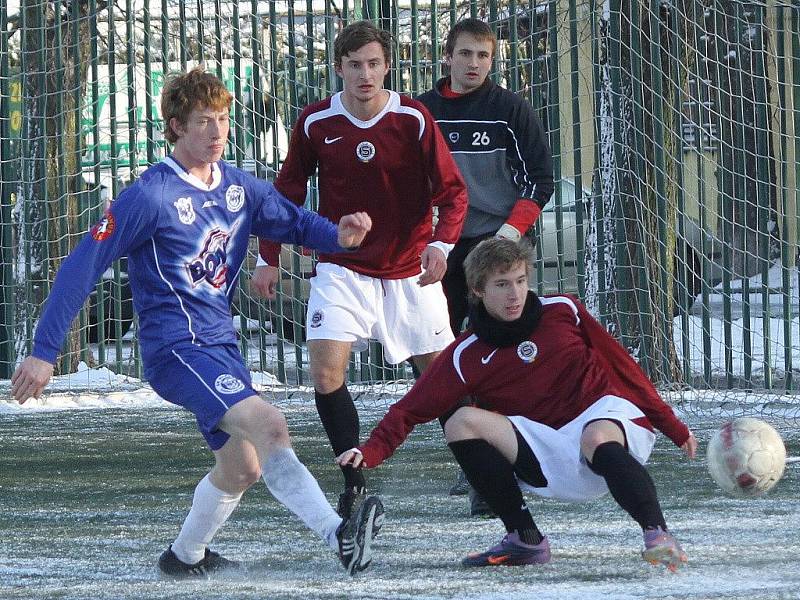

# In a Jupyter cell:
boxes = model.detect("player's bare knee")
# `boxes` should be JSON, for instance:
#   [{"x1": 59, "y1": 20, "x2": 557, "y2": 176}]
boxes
[
  {"x1": 235, "y1": 401, "x2": 290, "y2": 448},
  {"x1": 310, "y1": 365, "x2": 345, "y2": 394},
  {"x1": 443, "y1": 406, "x2": 482, "y2": 442},
  {"x1": 238, "y1": 464, "x2": 262, "y2": 488},
  {"x1": 226, "y1": 464, "x2": 262, "y2": 491},
  {"x1": 211, "y1": 459, "x2": 261, "y2": 494},
  {"x1": 259, "y1": 404, "x2": 291, "y2": 446},
  {"x1": 580, "y1": 420, "x2": 624, "y2": 460}
]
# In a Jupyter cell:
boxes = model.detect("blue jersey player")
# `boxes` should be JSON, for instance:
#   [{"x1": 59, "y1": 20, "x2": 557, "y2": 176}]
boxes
[{"x1": 11, "y1": 67, "x2": 384, "y2": 578}]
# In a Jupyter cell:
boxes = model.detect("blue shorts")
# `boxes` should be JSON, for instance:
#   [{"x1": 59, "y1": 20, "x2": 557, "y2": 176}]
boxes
[{"x1": 147, "y1": 344, "x2": 257, "y2": 450}]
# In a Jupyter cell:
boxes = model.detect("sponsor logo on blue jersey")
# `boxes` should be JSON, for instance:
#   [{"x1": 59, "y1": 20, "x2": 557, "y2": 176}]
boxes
[
  {"x1": 186, "y1": 228, "x2": 230, "y2": 288},
  {"x1": 91, "y1": 209, "x2": 116, "y2": 241}
]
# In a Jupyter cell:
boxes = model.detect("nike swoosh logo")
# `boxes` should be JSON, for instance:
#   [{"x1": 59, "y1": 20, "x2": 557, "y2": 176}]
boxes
[
  {"x1": 435, "y1": 328, "x2": 446, "y2": 335},
  {"x1": 481, "y1": 350, "x2": 498, "y2": 365},
  {"x1": 324, "y1": 136, "x2": 343, "y2": 144},
  {"x1": 487, "y1": 554, "x2": 510, "y2": 565}
]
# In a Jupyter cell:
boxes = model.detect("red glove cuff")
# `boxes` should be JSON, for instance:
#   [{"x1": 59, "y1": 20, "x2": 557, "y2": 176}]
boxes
[{"x1": 505, "y1": 199, "x2": 542, "y2": 234}]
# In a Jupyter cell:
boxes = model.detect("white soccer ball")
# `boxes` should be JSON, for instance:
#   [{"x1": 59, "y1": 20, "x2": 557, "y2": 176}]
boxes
[{"x1": 706, "y1": 417, "x2": 786, "y2": 497}]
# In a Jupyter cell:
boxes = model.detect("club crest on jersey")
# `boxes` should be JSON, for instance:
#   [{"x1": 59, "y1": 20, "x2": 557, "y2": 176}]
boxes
[
  {"x1": 225, "y1": 185, "x2": 245, "y2": 213},
  {"x1": 91, "y1": 209, "x2": 115, "y2": 241},
  {"x1": 355, "y1": 141, "x2": 376, "y2": 163},
  {"x1": 517, "y1": 341, "x2": 538, "y2": 364},
  {"x1": 448, "y1": 132, "x2": 460, "y2": 144},
  {"x1": 186, "y1": 228, "x2": 230, "y2": 288},
  {"x1": 174, "y1": 197, "x2": 195, "y2": 225},
  {"x1": 214, "y1": 374, "x2": 245, "y2": 395},
  {"x1": 309, "y1": 309, "x2": 324, "y2": 328}
]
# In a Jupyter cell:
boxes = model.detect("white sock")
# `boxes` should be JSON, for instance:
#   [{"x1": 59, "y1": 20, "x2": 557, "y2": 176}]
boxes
[
  {"x1": 262, "y1": 447, "x2": 344, "y2": 550},
  {"x1": 171, "y1": 474, "x2": 242, "y2": 564}
]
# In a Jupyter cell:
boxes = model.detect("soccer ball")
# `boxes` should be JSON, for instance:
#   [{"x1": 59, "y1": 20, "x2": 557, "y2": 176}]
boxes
[{"x1": 706, "y1": 418, "x2": 786, "y2": 497}]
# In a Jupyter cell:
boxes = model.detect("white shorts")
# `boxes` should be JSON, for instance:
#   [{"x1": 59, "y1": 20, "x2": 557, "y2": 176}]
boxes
[
  {"x1": 508, "y1": 395, "x2": 657, "y2": 503},
  {"x1": 306, "y1": 263, "x2": 455, "y2": 364}
]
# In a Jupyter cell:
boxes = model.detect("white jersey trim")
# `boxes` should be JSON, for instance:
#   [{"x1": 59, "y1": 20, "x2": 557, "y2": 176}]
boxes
[
  {"x1": 150, "y1": 238, "x2": 198, "y2": 344},
  {"x1": 450, "y1": 148, "x2": 506, "y2": 155},
  {"x1": 228, "y1": 260, "x2": 246, "y2": 303},
  {"x1": 171, "y1": 349, "x2": 231, "y2": 410},
  {"x1": 427, "y1": 240, "x2": 454, "y2": 259},
  {"x1": 304, "y1": 91, "x2": 425, "y2": 139},
  {"x1": 163, "y1": 156, "x2": 222, "y2": 191},
  {"x1": 540, "y1": 295, "x2": 580, "y2": 325},
  {"x1": 452, "y1": 333, "x2": 479, "y2": 384},
  {"x1": 304, "y1": 101, "x2": 341, "y2": 137}
]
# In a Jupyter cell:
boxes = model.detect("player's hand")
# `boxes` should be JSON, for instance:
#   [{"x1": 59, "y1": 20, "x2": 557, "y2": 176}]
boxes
[
  {"x1": 336, "y1": 448, "x2": 365, "y2": 469},
  {"x1": 338, "y1": 212, "x2": 372, "y2": 248},
  {"x1": 418, "y1": 245, "x2": 447, "y2": 286},
  {"x1": 250, "y1": 265, "x2": 280, "y2": 299},
  {"x1": 495, "y1": 223, "x2": 522, "y2": 242},
  {"x1": 681, "y1": 431, "x2": 698, "y2": 459},
  {"x1": 11, "y1": 356, "x2": 54, "y2": 404}
]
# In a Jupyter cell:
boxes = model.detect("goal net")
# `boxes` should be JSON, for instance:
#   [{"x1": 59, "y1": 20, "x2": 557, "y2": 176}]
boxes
[{"x1": 1, "y1": 0, "x2": 799, "y2": 422}]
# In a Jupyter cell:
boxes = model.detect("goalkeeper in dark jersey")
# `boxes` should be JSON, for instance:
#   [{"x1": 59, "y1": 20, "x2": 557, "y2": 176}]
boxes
[{"x1": 418, "y1": 17, "x2": 555, "y2": 512}]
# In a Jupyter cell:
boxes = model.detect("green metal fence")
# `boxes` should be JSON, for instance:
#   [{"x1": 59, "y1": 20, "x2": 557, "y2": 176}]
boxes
[{"x1": 1, "y1": 0, "x2": 799, "y2": 403}]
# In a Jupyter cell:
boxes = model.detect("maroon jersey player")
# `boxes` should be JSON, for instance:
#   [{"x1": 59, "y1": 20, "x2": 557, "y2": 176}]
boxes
[
  {"x1": 252, "y1": 21, "x2": 468, "y2": 516},
  {"x1": 339, "y1": 237, "x2": 698, "y2": 571}
]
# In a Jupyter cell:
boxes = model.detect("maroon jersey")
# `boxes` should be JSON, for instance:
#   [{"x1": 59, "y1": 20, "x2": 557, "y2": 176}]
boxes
[
  {"x1": 259, "y1": 91, "x2": 468, "y2": 278},
  {"x1": 359, "y1": 294, "x2": 690, "y2": 468}
]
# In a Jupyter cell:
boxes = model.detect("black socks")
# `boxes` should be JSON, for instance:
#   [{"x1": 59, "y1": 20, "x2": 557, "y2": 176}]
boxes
[
  {"x1": 588, "y1": 441, "x2": 667, "y2": 531},
  {"x1": 449, "y1": 438, "x2": 543, "y2": 545},
  {"x1": 315, "y1": 384, "x2": 365, "y2": 490}
]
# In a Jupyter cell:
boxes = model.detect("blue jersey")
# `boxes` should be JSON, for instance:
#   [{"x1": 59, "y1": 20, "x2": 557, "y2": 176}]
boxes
[{"x1": 33, "y1": 157, "x2": 344, "y2": 368}]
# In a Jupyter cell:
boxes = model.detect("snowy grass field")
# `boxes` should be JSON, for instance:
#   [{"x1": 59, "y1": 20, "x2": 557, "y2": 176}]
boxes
[{"x1": 0, "y1": 394, "x2": 798, "y2": 600}]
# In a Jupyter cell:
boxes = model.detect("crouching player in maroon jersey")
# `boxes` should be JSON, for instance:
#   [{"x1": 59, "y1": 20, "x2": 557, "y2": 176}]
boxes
[{"x1": 337, "y1": 237, "x2": 698, "y2": 571}]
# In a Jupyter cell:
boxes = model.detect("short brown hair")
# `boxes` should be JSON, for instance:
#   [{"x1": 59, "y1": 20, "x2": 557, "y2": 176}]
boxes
[
  {"x1": 444, "y1": 18, "x2": 497, "y2": 58},
  {"x1": 334, "y1": 20, "x2": 393, "y2": 66},
  {"x1": 464, "y1": 237, "x2": 533, "y2": 303},
  {"x1": 160, "y1": 66, "x2": 233, "y2": 143}
]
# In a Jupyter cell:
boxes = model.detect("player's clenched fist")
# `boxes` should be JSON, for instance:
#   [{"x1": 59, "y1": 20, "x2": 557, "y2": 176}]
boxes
[{"x1": 337, "y1": 212, "x2": 372, "y2": 248}]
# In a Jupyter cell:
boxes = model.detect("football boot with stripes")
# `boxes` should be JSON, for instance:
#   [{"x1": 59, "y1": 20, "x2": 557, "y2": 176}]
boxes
[
  {"x1": 336, "y1": 494, "x2": 385, "y2": 575},
  {"x1": 158, "y1": 545, "x2": 237, "y2": 578}
]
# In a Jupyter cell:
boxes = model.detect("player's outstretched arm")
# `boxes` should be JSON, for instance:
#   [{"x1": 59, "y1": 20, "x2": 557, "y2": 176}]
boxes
[
  {"x1": 337, "y1": 212, "x2": 372, "y2": 248},
  {"x1": 11, "y1": 356, "x2": 54, "y2": 404},
  {"x1": 681, "y1": 431, "x2": 698, "y2": 459}
]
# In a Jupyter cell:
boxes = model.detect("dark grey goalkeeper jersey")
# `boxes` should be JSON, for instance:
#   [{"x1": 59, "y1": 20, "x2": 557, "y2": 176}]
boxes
[{"x1": 418, "y1": 78, "x2": 554, "y2": 238}]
